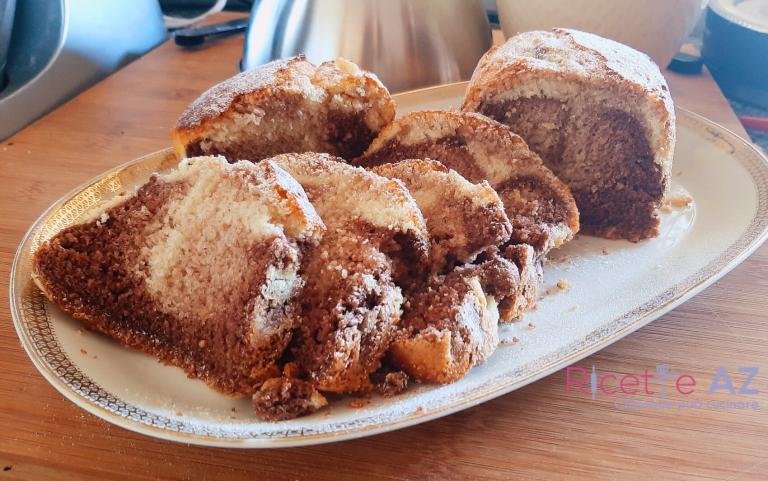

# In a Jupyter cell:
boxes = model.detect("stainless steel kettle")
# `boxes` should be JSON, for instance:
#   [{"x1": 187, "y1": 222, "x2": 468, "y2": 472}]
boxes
[{"x1": 243, "y1": 0, "x2": 492, "y2": 92}]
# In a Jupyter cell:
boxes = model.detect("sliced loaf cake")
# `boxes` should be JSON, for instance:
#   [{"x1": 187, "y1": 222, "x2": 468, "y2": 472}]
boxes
[{"x1": 463, "y1": 28, "x2": 675, "y2": 240}]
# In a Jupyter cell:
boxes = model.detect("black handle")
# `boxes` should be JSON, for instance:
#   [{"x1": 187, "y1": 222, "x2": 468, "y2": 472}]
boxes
[{"x1": 174, "y1": 17, "x2": 249, "y2": 47}]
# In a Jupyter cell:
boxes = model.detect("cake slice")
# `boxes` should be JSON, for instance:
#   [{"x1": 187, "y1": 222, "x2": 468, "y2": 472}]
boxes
[
  {"x1": 354, "y1": 110, "x2": 579, "y2": 256},
  {"x1": 270, "y1": 153, "x2": 430, "y2": 394},
  {"x1": 371, "y1": 159, "x2": 522, "y2": 382},
  {"x1": 372, "y1": 160, "x2": 540, "y2": 321},
  {"x1": 371, "y1": 159, "x2": 512, "y2": 273},
  {"x1": 172, "y1": 56, "x2": 395, "y2": 162},
  {"x1": 32, "y1": 156, "x2": 324, "y2": 396},
  {"x1": 462, "y1": 28, "x2": 675, "y2": 240}
]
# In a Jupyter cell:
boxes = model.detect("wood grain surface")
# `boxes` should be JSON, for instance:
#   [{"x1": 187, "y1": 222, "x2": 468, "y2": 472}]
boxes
[{"x1": 1, "y1": 14, "x2": 766, "y2": 481}]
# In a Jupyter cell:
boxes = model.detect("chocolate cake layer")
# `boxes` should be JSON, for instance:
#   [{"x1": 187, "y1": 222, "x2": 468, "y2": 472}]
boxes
[
  {"x1": 292, "y1": 227, "x2": 403, "y2": 392},
  {"x1": 479, "y1": 99, "x2": 664, "y2": 240},
  {"x1": 388, "y1": 256, "x2": 521, "y2": 383}
]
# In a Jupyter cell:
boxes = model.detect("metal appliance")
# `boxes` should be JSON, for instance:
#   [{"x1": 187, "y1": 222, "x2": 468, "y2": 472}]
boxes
[
  {"x1": 242, "y1": 0, "x2": 492, "y2": 92},
  {"x1": 0, "y1": 0, "x2": 167, "y2": 140}
]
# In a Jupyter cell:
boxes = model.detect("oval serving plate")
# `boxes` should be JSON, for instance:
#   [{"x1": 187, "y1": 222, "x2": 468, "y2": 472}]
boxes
[{"x1": 10, "y1": 82, "x2": 768, "y2": 447}]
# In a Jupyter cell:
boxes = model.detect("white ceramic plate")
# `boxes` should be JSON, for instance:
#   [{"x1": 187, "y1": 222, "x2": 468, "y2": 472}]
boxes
[{"x1": 10, "y1": 82, "x2": 768, "y2": 447}]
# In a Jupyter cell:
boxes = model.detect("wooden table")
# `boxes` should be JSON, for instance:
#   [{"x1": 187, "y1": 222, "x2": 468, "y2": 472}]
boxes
[{"x1": 1, "y1": 15, "x2": 766, "y2": 481}]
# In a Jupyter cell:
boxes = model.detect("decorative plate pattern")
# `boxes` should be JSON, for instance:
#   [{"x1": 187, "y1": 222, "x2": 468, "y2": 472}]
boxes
[{"x1": 10, "y1": 84, "x2": 768, "y2": 447}]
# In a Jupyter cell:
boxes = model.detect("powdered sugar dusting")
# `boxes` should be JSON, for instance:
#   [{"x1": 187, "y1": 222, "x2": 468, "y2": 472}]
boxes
[
  {"x1": 175, "y1": 56, "x2": 394, "y2": 134},
  {"x1": 463, "y1": 28, "x2": 675, "y2": 161},
  {"x1": 474, "y1": 28, "x2": 671, "y2": 109},
  {"x1": 273, "y1": 152, "x2": 429, "y2": 238},
  {"x1": 176, "y1": 58, "x2": 303, "y2": 129}
]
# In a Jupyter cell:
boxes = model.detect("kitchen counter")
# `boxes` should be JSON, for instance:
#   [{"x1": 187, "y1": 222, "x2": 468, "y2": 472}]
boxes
[{"x1": 0, "y1": 13, "x2": 766, "y2": 481}]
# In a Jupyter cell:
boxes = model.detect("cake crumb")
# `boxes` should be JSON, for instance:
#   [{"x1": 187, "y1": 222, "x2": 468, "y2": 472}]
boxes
[
  {"x1": 80, "y1": 348, "x2": 88, "y2": 355},
  {"x1": 662, "y1": 194, "x2": 693, "y2": 213},
  {"x1": 527, "y1": 322, "x2": 536, "y2": 330},
  {"x1": 282, "y1": 362, "x2": 301, "y2": 379},
  {"x1": 176, "y1": 411, "x2": 184, "y2": 417},
  {"x1": 499, "y1": 336, "x2": 520, "y2": 346},
  {"x1": 348, "y1": 398, "x2": 369, "y2": 409},
  {"x1": 415, "y1": 406, "x2": 425, "y2": 414},
  {"x1": 669, "y1": 195, "x2": 693, "y2": 208},
  {"x1": 542, "y1": 279, "x2": 569, "y2": 297},
  {"x1": 375, "y1": 371, "x2": 409, "y2": 397},
  {"x1": 601, "y1": 247, "x2": 609, "y2": 256},
  {"x1": 548, "y1": 254, "x2": 572, "y2": 266}
]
